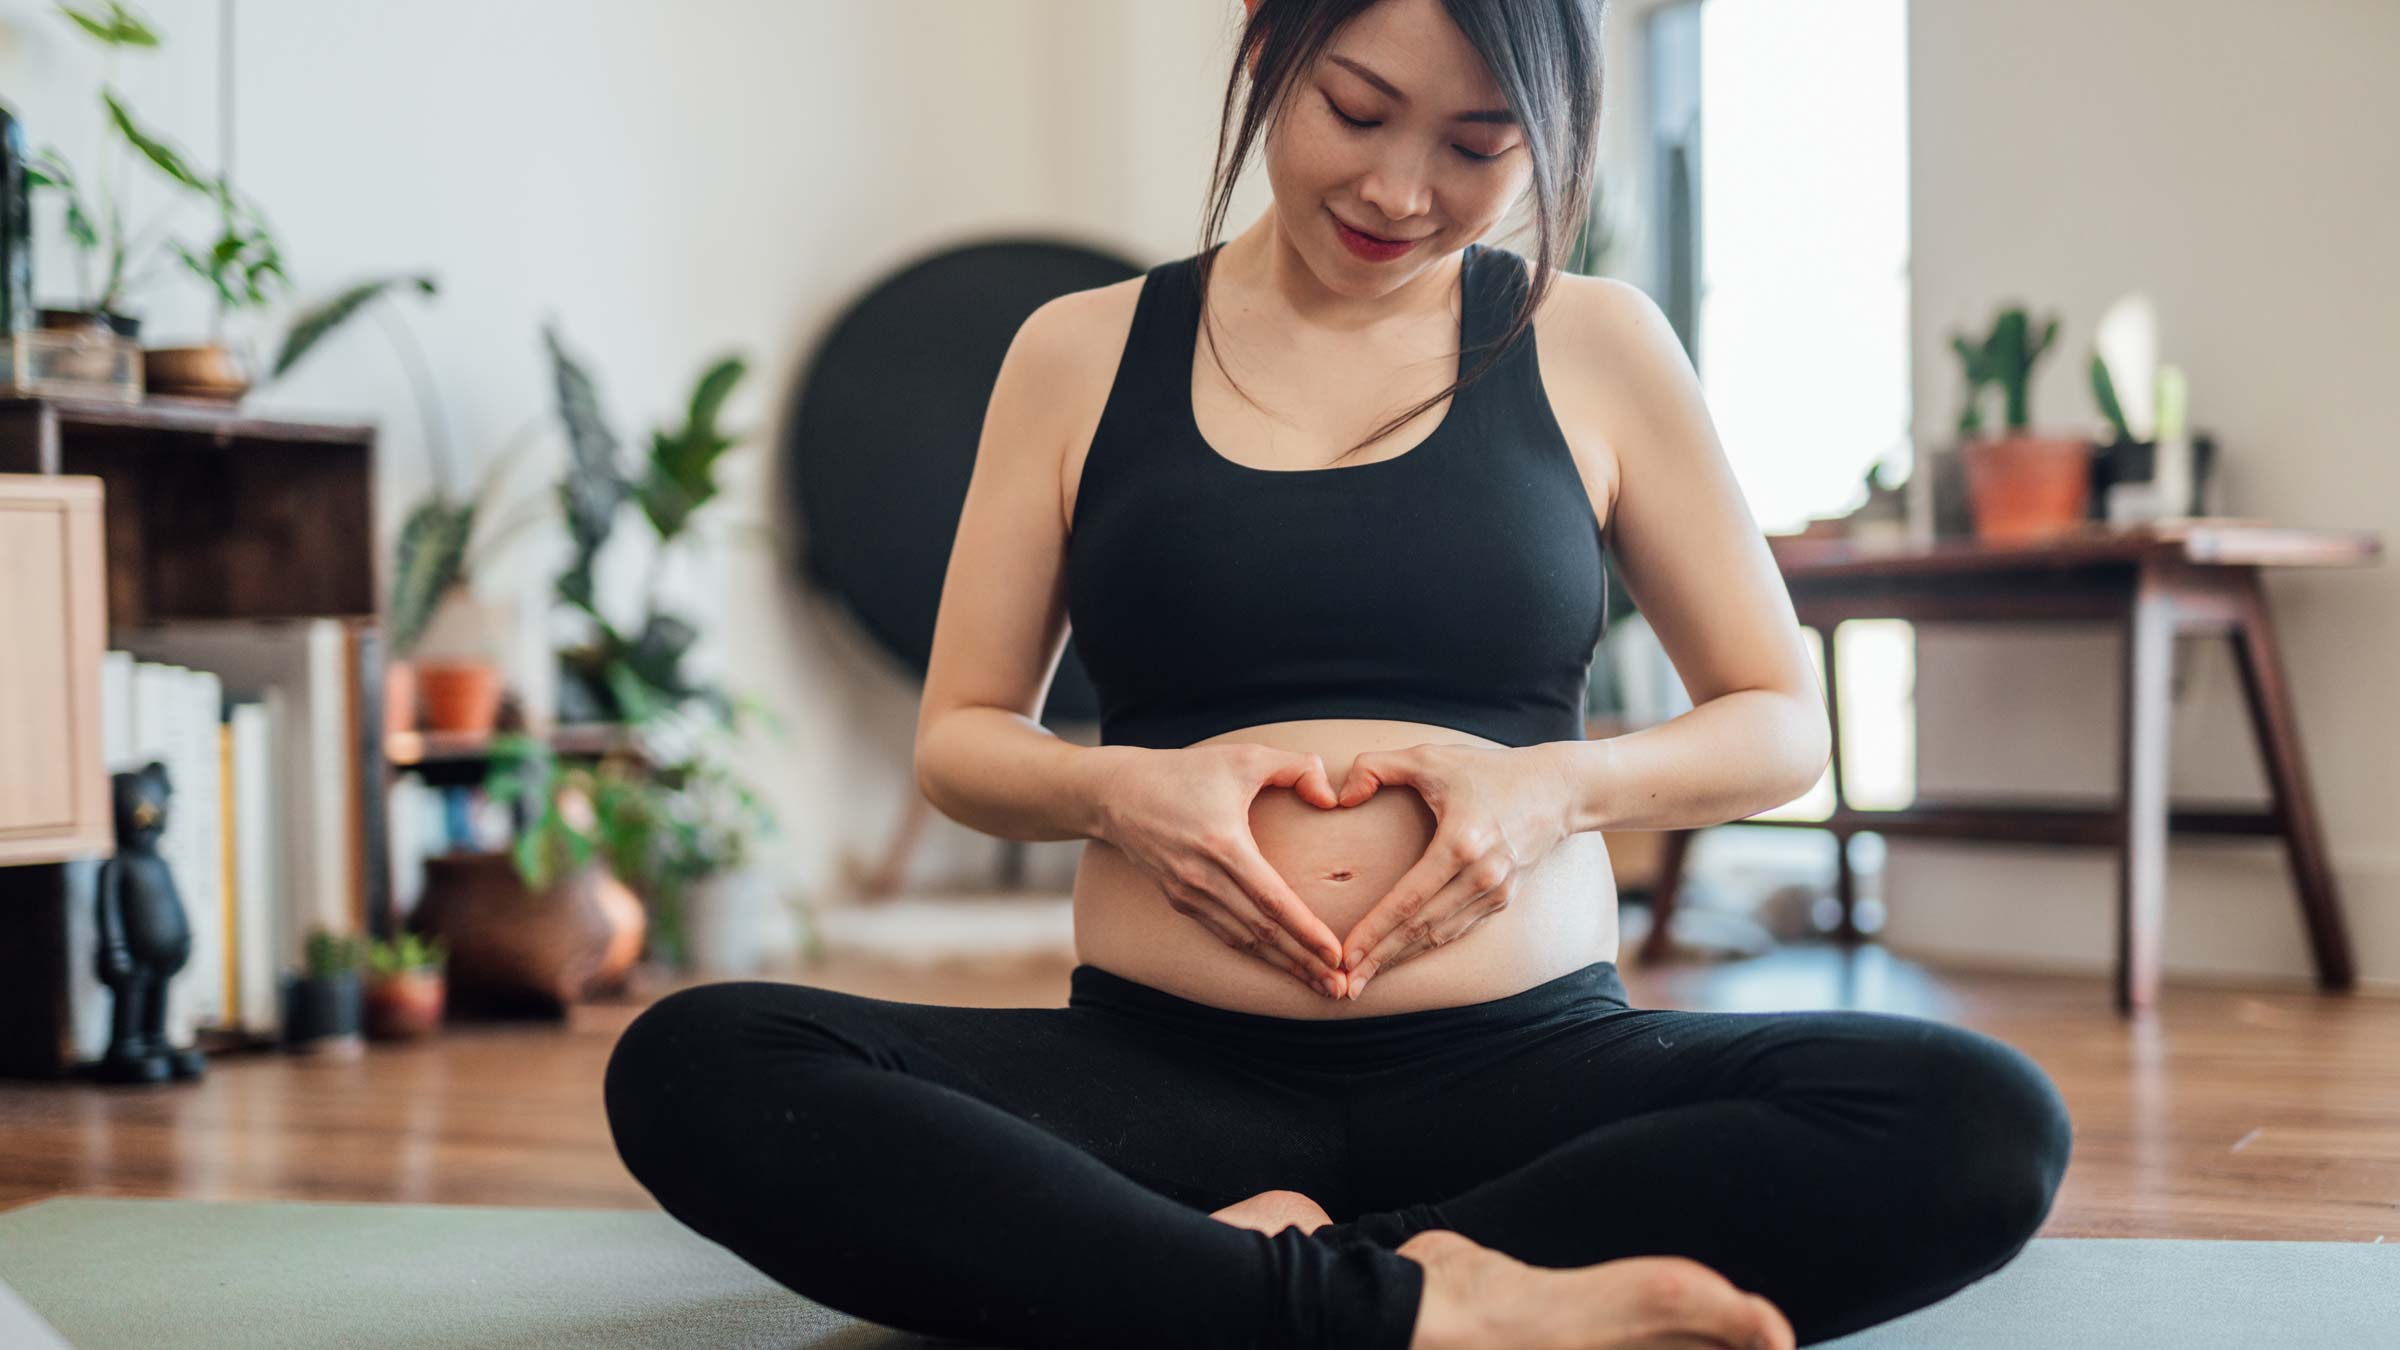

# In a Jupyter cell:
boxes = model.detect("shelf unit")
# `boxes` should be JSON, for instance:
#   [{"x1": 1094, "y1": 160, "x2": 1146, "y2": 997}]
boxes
[{"x1": 0, "y1": 395, "x2": 387, "y2": 1078}]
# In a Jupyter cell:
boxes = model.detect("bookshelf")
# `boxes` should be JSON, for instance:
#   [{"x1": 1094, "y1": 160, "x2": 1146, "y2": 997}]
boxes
[{"x1": 0, "y1": 395, "x2": 388, "y2": 1079}]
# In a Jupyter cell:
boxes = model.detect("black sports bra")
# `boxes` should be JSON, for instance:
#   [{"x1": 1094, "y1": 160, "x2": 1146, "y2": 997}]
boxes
[{"x1": 1063, "y1": 240, "x2": 1608, "y2": 750}]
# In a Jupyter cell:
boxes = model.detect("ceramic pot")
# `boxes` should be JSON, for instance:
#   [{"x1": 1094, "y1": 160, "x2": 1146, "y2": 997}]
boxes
[
  {"x1": 365, "y1": 967, "x2": 446, "y2": 1039},
  {"x1": 142, "y1": 343, "x2": 251, "y2": 401},
  {"x1": 37, "y1": 307, "x2": 140, "y2": 339},
  {"x1": 408, "y1": 852, "x2": 645, "y2": 1016},
  {"x1": 417, "y1": 661, "x2": 502, "y2": 735},
  {"x1": 281, "y1": 970, "x2": 364, "y2": 1056},
  {"x1": 681, "y1": 868, "x2": 776, "y2": 975},
  {"x1": 384, "y1": 658, "x2": 419, "y2": 737},
  {"x1": 1960, "y1": 434, "x2": 2092, "y2": 542}
]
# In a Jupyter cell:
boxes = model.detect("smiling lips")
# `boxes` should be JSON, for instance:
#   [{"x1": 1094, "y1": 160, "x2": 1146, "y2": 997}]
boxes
[{"x1": 1341, "y1": 218, "x2": 1421, "y2": 244}]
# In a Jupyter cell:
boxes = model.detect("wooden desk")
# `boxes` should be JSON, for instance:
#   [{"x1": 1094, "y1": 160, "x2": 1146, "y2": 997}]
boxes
[{"x1": 1638, "y1": 520, "x2": 2383, "y2": 1014}]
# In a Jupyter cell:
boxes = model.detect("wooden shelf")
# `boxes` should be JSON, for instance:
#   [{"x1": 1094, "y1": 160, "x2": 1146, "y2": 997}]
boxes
[
  {"x1": 387, "y1": 723, "x2": 642, "y2": 768},
  {"x1": 0, "y1": 396, "x2": 379, "y2": 625},
  {"x1": 0, "y1": 395, "x2": 375, "y2": 451},
  {"x1": 0, "y1": 397, "x2": 387, "y2": 1079}
]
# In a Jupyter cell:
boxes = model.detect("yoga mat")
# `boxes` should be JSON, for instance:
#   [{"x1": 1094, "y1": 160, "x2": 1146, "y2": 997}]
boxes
[{"x1": 1, "y1": 1196, "x2": 2391, "y2": 1348}]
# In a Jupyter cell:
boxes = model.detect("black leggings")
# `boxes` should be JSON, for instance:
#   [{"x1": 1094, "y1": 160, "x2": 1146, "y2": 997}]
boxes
[{"x1": 603, "y1": 960, "x2": 2071, "y2": 1349}]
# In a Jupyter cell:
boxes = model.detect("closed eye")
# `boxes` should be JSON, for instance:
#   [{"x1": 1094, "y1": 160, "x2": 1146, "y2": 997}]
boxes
[{"x1": 1325, "y1": 95, "x2": 1507, "y2": 164}]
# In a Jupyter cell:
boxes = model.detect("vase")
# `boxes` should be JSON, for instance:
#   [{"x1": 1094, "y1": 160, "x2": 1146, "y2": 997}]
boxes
[
  {"x1": 281, "y1": 970, "x2": 364, "y2": 1056},
  {"x1": 384, "y1": 658, "x2": 419, "y2": 737},
  {"x1": 408, "y1": 852, "x2": 645, "y2": 1016},
  {"x1": 417, "y1": 661, "x2": 502, "y2": 735},
  {"x1": 1959, "y1": 434, "x2": 2092, "y2": 543},
  {"x1": 142, "y1": 343, "x2": 252, "y2": 401},
  {"x1": 365, "y1": 967, "x2": 446, "y2": 1039},
  {"x1": 682, "y1": 868, "x2": 779, "y2": 975}
]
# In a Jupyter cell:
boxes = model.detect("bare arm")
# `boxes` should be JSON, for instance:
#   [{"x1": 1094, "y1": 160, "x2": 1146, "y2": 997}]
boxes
[
  {"x1": 1543, "y1": 277, "x2": 1832, "y2": 834},
  {"x1": 913, "y1": 291, "x2": 1134, "y2": 843}
]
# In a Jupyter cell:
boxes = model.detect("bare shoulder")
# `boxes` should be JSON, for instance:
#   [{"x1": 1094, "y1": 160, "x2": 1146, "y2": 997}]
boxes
[{"x1": 1012, "y1": 276, "x2": 1148, "y2": 534}]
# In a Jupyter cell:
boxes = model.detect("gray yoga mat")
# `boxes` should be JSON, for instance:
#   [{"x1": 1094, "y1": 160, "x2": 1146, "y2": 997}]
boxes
[{"x1": 0, "y1": 1196, "x2": 2391, "y2": 1349}]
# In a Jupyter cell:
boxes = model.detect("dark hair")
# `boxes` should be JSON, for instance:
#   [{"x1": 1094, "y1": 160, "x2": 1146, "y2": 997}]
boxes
[{"x1": 1196, "y1": 0, "x2": 1609, "y2": 466}]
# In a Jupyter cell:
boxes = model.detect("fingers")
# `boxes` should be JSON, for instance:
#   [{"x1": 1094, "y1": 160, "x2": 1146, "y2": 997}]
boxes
[
  {"x1": 1205, "y1": 847, "x2": 1347, "y2": 976},
  {"x1": 1347, "y1": 863, "x2": 1512, "y2": 998},
  {"x1": 1336, "y1": 833, "x2": 1463, "y2": 970},
  {"x1": 1334, "y1": 749, "x2": 1414, "y2": 808},
  {"x1": 1257, "y1": 751, "x2": 1341, "y2": 810},
  {"x1": 1164, "y1": 880, "x2": 1331, "y2": 995}
]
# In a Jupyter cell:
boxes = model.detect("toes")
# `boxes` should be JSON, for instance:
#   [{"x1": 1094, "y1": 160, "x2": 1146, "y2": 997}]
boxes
[{"x1": 1634, "y1": 1259, "x2": 1791, "y2": 1350}]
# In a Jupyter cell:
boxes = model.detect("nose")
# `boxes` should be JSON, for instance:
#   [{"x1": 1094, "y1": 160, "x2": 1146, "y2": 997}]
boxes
[{"x1": 1355, "y1": 143, "x2": 1435, "y2": 227}]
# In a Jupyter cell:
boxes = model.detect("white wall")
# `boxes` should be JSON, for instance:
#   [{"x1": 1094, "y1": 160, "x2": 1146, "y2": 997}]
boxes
[
  {"x1": 1895, "y1": 0, "x2": 2400, "y2": 988},
  {"x1": 2, "y1": 0, "x2": 1266, "y2": 911},
  {"x1": 16, "y1": 1, "x2": 2391, "y2": 988}
]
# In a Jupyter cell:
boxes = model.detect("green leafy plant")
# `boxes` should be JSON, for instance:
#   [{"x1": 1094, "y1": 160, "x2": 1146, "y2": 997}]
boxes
[
  {"x1": 24, "y1": 4, "x2": 163, "y2": 316},
  {"x1": 2090, "y1": 352, "x2": 2133, "y2": 442},
  {"x1": 486, "y1": 736, "x2": 665, "y2": 897},
  {"x1": 368, "y1": 932, "x2": 447, "y2": 977},
  {"x1": 1950, "y1": 305, "x2": 2060, "y2": 438},
  {"x1": 543, "y1": 325, "x2": 751, "y2": 726},
  {"x1": 301, "y1": 928, "x2": 369, "y2": 980},
  {"x1": 484, "y1": 697, "x2": 783, "y2": 967},
  {"x1": 25, "y1": 2, "x2": 287, "y2": 324}
]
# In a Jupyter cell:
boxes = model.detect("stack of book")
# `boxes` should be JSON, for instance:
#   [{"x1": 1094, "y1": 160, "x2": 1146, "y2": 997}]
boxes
[{"x1": 61, "y1": 620, "x2": 362, "y2": 1058}]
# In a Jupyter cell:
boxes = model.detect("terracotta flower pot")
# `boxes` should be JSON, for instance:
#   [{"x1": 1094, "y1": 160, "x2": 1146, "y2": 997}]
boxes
[
  {"x1": 1960, "y1": 434, "x2": 2093, "y2": 543},
  {"x1": 417, "y1": 661, "x2": 502, "y2": 735},
  {"x1": 142, "y1": 343, "x2": 252, "y2": 401},
  {"x1": 365, "y1": 967, "x2": 446, "y2": 1039},
  {"x1": 407, "y1": 852, "x2": 646, "y2": 1016},
  {"x1": 384, "y1": 659, "x2": 420, "y2": 738}
]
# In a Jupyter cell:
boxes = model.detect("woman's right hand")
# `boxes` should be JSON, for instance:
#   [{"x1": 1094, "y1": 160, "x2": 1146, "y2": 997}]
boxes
[{"x1": 1089, "y1": 744, "x2": 1349, "y2": 998}]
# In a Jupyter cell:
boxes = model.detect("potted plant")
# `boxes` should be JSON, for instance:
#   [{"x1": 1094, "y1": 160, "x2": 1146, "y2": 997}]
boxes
[
  {"x1": 281, "y1": 928, "x2": 367, "y2": 1056},
  {"x1": 408, "y1": 739, "x2": 651, "y2": 1015},
  {"x1": 1950, "y1": 305, "x2": 2091, "y2": 542},
  {"x1": 261, "y1": 275, "x2": 549, "y2": 736},
  {"x1": 139, "y1": 147, "x2": 288, "y2": 399},
  {"x1": 364, "y1": 932, "x2": 447, "y2": 1040},
  {"x1": 643, "y1": 699, "x2": 789, "y2": 973},
  {"x1": 23, "y1": 3, "x2": 166, "y2": 338},
  {"x1": 542, "y1": 325, "x2": 751, "y2": 727}
]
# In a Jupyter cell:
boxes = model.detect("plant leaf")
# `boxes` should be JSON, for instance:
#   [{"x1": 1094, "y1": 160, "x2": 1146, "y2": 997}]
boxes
[
  {"x1": 59, "y1": 1, "x2": 160, "y2": 47},
  {"x1": 273, "y1": 275, "x2": 438, "y2": 378},
  {"x1": 103, "y1": 90, "x2": 210, "y2": 193},
  {"x1": 388, "y1": 495, "x2": 475, "y2": 655}
]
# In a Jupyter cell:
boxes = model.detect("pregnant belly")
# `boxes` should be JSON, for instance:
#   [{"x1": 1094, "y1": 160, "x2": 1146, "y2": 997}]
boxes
[{"x1": 1072, "y1": 719, "x2": 1619, "y2": 1018}]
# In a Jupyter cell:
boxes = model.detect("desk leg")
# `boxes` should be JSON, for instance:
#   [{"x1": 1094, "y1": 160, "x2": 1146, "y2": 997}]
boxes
[
  {"x1": 1818, "y1": 624, "x2": 1860, "y2": 943},
  {"x1": 2229, "y1": 570, "x2": 2357, "y2": 991},
  {"x1": 1637, "y1": 828, "x2": 1696, "y2": 965},
  {"x1": 2117, "y1": 568, "x2": 2175, "y2": 1014}
]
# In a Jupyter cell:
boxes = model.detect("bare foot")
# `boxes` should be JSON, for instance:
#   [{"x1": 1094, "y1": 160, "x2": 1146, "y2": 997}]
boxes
[
  {"x1": 1398, "y1": 1229, "x2": 1794, "y2": 1350},
  {"x1": 1208, "y1": 1188, "x2": 1334, "y2": 1237}
]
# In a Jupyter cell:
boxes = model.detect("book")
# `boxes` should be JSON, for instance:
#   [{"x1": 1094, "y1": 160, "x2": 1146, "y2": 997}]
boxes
[{"x1": 115, "y1": 619, "x2": 361, "y2": 966}]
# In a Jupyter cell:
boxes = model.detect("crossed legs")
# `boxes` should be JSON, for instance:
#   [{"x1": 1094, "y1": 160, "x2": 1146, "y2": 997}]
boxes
[{"x1": 603, "y1": 975, "x2": 2068, "y2": 1348}]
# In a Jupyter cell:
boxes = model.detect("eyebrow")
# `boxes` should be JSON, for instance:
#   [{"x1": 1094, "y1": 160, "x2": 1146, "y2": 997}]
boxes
[{"x1": 1326, "y1": 54, "x2": 1518, "y2": 124}]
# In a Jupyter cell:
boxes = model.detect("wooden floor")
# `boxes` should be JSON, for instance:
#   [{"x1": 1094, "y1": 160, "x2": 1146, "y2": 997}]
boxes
[{"x1": 3, "y1": 943, "x2": 2395, "y2": 1242}]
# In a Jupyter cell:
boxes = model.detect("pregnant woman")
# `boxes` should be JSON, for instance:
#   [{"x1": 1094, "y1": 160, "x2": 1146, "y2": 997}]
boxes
[{"x1": 605, "y1": 1, "x2": 2073, "y2": 1346}]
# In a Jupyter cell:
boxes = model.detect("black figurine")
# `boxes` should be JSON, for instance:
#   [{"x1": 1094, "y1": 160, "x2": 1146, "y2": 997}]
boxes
[{"x1": 92, "y1": 761, "x2": 206, "y2": 1084}]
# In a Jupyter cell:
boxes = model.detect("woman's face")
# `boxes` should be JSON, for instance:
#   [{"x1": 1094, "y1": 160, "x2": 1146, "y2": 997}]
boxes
[{"x1": 1261, "y1": 0, "x2": 1533, "y2": 289}]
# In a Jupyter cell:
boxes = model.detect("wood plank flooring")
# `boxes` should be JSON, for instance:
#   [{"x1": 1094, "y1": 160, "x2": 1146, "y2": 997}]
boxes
[{"x1": 3, "y1": 944, "x2": 2394, "y2": 1243}]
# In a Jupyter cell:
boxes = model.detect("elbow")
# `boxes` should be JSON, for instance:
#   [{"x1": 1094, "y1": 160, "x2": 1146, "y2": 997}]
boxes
[
  {"x1": 1789, "y1": 692, "x2": 1834, "y2": 799},
  {"x1": 912, "y1": 714, "x2": 946, "y2": 809}
]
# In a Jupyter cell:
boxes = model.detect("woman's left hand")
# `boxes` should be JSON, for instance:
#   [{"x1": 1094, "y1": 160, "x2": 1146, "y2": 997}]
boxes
[{"x1": 1331, "y1": 742, "x2": 1580, "y2": 999}]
